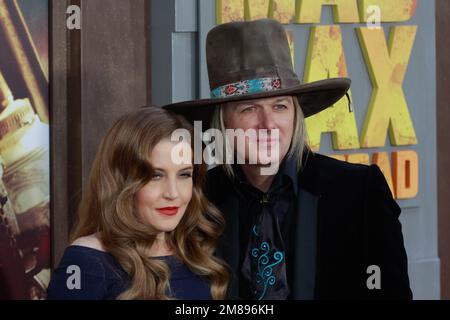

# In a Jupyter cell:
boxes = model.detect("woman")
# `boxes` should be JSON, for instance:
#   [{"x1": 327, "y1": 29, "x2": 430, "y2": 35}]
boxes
[{"x1": 47, "y1": 107, "x2": 229, "y2": 299}]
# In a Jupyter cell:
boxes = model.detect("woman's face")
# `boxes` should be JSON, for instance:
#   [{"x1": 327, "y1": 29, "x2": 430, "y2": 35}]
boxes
[{"x1": 135, "y1": 138, "x2": 193, "y2": 236}]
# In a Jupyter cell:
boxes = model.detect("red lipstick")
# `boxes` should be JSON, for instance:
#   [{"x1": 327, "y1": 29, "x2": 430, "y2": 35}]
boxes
[{"x1": 156, "y1": 206, "x2": 179, "y2": 216}]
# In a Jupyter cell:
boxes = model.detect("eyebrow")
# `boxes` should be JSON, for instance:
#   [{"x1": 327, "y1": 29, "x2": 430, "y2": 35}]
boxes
[
  {"x1": 235, "y1": 97, "x2": 290, "y2": 108},
  {"x1": 152, "y1": 165, "x2": 193, "y2": 172},
  {"x1": 274, "y1": 97, "x2": 289, "y2": 103},
  {"x1": 234, "y1": 102, "x2": 254, "y2": 108}
]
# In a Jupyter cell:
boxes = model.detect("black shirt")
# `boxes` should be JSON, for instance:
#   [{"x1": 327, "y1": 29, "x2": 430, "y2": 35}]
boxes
[{"x1": 231, "y1": 156, "x2": 299, "y2": 299}]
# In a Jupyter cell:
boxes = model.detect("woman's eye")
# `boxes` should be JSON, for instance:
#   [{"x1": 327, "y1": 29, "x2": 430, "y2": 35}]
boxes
[
  {"x1": 180, "y1": 172, "x2": 193, "y2": 178},
  {"x1": 151, "y1": 173, "x2": 163, "y2": 180}
]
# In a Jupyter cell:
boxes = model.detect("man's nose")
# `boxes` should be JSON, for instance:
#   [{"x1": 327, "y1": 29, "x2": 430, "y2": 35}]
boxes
[{"x1": 258, "y1": 109, "x2": 277, "y2": 130}]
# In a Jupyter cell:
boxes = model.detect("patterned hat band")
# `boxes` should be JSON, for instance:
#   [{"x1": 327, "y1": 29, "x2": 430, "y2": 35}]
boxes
[{"x1": 210, "y1": 77, "x2": 282, "y2": 99}]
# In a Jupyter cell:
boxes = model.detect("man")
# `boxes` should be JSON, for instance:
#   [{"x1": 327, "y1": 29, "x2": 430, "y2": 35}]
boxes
[{"x1": 164, "y1": 19, "x2": 412, "y2": 300}]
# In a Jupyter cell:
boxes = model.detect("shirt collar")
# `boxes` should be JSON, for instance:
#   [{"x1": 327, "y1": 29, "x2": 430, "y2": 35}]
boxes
[
  {"x1": 232, "y1": 154, "x2": 299, "y2": 196},
  {"x1": 279, "y1": 154, "x2": 299, "y2": 195}
]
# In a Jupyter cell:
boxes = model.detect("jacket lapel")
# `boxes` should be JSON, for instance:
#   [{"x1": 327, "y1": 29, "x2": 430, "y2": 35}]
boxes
[
  {"x1": 291, "y1": 150, "x2": 322, "y2": 299},
  {"x1": 210, "y1": 150, "x2": 323, "y2": 299},
  {"x1": 291, "y1": 188, "x2": 319, "y2": 299}
]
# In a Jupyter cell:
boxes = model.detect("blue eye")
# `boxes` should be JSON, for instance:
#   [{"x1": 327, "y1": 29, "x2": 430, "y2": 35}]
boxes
[
  {"x1": 151, "y1": 173, "x2": 163, "y2": 180},
  {"x1": 241, "y1": 106, "x2": 255, "y2": 113},
  {"x1": 274, "y1": 104, "x2": 287, "y2": 110}
]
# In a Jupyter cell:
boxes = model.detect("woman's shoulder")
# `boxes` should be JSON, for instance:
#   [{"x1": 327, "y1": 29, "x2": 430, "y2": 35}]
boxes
[
  {"x1": 47, "y1": 235, "x2": 128, "y2": 300},
  {"x1": 62, "y1": 235, "x2": 111, "y2": 271},
  {"x1": 60, "y1": 235, "x2": 126, "y2": 277},
  {"x1": 49, "y1": 234, "x2": 126, "y2": 284},
  {"x1": 71, "y1": 234, "x2": 106, "y2": 251}
]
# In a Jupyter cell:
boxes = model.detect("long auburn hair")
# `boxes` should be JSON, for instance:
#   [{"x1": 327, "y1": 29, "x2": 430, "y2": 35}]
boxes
[{"x1": 70, "y1": 107, "x2": 229, "y2": 299}]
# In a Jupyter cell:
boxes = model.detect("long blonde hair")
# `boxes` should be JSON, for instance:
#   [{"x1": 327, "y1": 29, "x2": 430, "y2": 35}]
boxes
[{"x1": 70, "y1": 107, "x2": 229, "y2": 299}]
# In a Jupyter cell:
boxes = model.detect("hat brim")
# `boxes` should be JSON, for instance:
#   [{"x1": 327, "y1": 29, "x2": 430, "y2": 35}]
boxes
[{"x1": 163, "y1": 77, "x2": 351, "y2": 125}]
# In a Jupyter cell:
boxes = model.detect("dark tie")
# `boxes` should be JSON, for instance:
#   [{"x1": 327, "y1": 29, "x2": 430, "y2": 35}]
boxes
[{"x1": 240, "y1": 190, "x2": 291, "y2": 300}]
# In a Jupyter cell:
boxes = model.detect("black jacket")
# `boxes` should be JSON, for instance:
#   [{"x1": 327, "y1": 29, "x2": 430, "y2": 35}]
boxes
[{"x1": 206, "y1": 151, "x2": 413, "y2": 299}]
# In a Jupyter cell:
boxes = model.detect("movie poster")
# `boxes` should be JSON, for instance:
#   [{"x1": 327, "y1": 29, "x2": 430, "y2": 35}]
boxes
[{"x1": 0, "y1": 0, "x2": 49, "y2": 299}]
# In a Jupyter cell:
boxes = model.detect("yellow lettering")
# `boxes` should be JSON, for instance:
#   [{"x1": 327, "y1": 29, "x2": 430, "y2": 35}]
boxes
[
  {"x1": 346, "y1": 153, "x2": 370, "y2": 165},
  {"x1": 327, "y1": 154, "x2": 346, "y2": 161},
  {"x1": 304, "y1": 25, "x2": 360, "y2": 152},
  {"x1": 218, "y1": 0, "x2": 296, "y2": 23},
  {"x1": 244, "y1": 0, "x2": 270, "y2": 20},
  {"x1": 359, "y1": 0, "x2": 417, "y2": 23},
  {"x1": 357, "y1": 26, "x2": 418, "y2": 148},
  {"x1": 327, "y1": 151, "x2": 417, "y2": 200},
  {"x1": 296, "y1": 0, "x2": 359, "y2": 23},
  {"x1": 217, "y1": 0, "x2": 417, "y2": 24},
  {"x1": 216, "y1": 0, "x2": 245, "y2": 24},
  {"x1": 286, "y1": 30, "x2": 294, "y2": 67},
  {"x1": 392, "y1": 150, "x2": 418, "y2": 199},
  {"x1": 268, "y1": 0, "x2": 296, "y2": 23},
  {"x1": 327, "y1": 151, "x2": 418, "y2": 200}
]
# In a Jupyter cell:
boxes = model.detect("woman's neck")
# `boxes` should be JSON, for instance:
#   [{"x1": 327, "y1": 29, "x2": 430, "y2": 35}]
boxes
[{"x1": 147, "y1": 232, "x2": 173, "y2": 257}]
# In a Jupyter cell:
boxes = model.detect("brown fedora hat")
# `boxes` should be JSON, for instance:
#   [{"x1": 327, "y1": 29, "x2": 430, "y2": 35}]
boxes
[{"x1": 163, "y1": 18, "x2": 351, "y2": 124}]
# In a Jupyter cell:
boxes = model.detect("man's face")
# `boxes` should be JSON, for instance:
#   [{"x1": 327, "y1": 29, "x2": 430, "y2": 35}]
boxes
[{"x1": 223, "y1": 95, "x2": 295, "y2": 166}]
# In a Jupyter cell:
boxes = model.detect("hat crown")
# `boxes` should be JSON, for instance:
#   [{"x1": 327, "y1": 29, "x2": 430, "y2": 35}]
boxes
[{"x1": 206, "y1": 19, "x2": 300, "y2": 91}]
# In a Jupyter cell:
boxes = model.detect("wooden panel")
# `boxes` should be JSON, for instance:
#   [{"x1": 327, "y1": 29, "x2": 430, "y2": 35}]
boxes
[
  {"x1": 81, "y1": 0, "x2": 148, "y2": 181},
  {"x1": 50, "y1": 0, "x2": 71, "y2": 270},
  {"x1": 50, "y1": 0, "x2": 149, "y2": 268}
]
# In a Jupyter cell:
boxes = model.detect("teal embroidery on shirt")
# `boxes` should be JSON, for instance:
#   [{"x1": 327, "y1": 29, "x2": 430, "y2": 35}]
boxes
[{"x1": 250, "y1": 225, "x2": 285, "y2": 300}]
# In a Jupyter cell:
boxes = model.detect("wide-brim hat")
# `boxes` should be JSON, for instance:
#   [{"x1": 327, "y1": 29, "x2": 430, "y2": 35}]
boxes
[{"x1": 163, "y1": 18, "x2": 351, "y2": 125}]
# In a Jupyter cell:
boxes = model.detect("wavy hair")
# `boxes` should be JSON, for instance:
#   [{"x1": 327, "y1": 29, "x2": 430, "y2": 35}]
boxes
[{"x1": 70, "y1": 107, "x2": 229, "y2": 299}]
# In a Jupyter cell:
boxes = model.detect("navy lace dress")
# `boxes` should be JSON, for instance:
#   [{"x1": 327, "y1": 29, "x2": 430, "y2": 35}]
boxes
[{"x1": 47, "y1": 245, "x2": 212, "y2": 300}]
